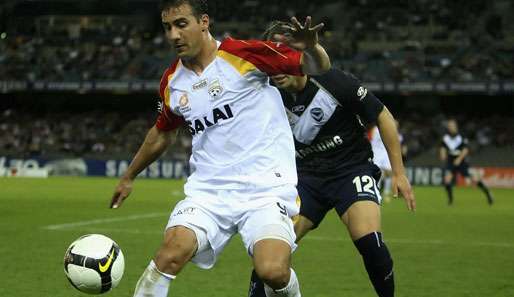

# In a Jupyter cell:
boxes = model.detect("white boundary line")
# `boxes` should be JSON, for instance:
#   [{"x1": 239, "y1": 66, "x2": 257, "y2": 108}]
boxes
[
  {"x1": 41, "y1": 213, "x2": 514, "y2": 248},
  {"x1": 42, "y1": 212, "x2": 168, "y2": 230}
]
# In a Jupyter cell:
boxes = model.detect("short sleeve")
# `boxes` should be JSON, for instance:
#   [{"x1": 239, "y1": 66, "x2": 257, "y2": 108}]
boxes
[
  {"x1": 155, "y1": 102, "x2": 184, "y2": 131},
  {"x1": 155, "y1": 62, "x2": 184, "y2": 131},
  {"x1": 218, "y1": 38, "x2": 303, "y2": 76}
]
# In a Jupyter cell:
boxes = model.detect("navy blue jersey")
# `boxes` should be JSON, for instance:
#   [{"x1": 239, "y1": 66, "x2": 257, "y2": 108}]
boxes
[
  {"x1": 280, "y1": 68, "x2": 384, "y2": 176},
  {"x1": 441, "y1": 133, "x2": 469, "y2": 165}
]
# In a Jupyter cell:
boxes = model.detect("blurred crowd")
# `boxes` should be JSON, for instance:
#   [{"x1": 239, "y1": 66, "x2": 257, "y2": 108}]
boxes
[
  {"x1": 1, "y1": 0, "x2": 513, "y2": 83},
  {"x1": 0, "y1": 108, "x2": 512, "y2": 163},
  {"x1": 331, "y1": 0, "x2": 513, "y2": 82},
  {"x1": 0, "y1": 26, "x2": 172, "y2": 82},
  {"x1": 0, "y1": 108, "x2": 192, "y2": 161}
]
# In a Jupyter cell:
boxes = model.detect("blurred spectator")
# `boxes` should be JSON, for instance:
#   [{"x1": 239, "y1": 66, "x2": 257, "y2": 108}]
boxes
[
  {"x1": 0, "y1": 107, "x2": 512, "y2": 161},
  {"x1": 0, "y1": 108, "x2": 192, "y2": 160}
]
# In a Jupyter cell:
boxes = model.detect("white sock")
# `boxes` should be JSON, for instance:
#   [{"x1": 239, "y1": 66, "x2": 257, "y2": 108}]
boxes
[
  {"x1": 133, "y1": 260, "x2": 175, "y2": 297},
  {"x1": 264, "y1": 268, "x2": 301, "y2": 297}
]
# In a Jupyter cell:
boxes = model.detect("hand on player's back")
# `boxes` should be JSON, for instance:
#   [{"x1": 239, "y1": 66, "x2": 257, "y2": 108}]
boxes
[
  {"x1": 392, "y1": 174, "x2": 416, "y2": 211},
  {"x1": 110, "y1": 176, "x2": 134, "y2": 209},
  {"x1": 272, "y1": 16, "x2": 324, "y2": 51}
]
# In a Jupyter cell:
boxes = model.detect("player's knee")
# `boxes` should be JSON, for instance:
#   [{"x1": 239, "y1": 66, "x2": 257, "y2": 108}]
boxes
[
  {"x1": 155, "y1": 227, "x2": 197, "y2": 274},
  {"x1": 155, "y1": 247, "x2": 187, "y2": 275},
  {"x1": 255, "y1": 260, "x2": 290, "y2": 289}
]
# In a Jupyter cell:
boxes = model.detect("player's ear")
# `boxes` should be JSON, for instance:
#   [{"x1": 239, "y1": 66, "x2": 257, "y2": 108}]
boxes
[{"x1": 200, "y1": 14, "x2": 209, "y2": 32}]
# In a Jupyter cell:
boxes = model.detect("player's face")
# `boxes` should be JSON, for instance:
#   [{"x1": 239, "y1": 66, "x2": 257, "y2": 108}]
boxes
[
  {"x1": 447, "y1": 120, "x2": 458, "y2": 135},
  {"x1": 271, "y1": 74, "x2": 304, "y2": 91},
  {"x1": 161, "y1": 4, "x2": 209, "y2": 59}
]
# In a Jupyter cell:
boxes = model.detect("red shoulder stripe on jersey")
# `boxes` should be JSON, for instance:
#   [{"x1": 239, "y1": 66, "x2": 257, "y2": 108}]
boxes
[
  {"x1": 218, "y1": 38, "x2": 303, "y2": 76},
  {"x1": 159, "y1": 60, "x2": 180, "y2": 101},
  {"x1": 155, "y1": 107, "x2": 184, "y2": 131},
  {"x1": 156, "y1": 60, "x2": 184, "y2": 131}
]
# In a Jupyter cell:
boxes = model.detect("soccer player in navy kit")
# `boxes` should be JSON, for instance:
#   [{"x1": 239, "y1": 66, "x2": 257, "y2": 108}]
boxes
[
  {"x1": 248, "y1": 22, "x2": 415, "y2": 297},
  {"x1": 440, "y1": 119, "x2": 493, "y2": 205}
]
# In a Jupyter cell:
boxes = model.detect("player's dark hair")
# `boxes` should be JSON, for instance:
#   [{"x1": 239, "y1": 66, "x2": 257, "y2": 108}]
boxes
[
  {"x1": 261, "y1": 20, "x2": 293, "y2": 41},
  {"x1": 159, "y1": 0, "x2": 208, "y2": 20}
]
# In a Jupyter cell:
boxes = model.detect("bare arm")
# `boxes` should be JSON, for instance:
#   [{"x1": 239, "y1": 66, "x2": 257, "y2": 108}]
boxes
[
  {"x1": 439, "y1": 147, "x2": 447, "y2": 162},
  {"x1": 454, "y1": 147, "x2": 469, "y2": 165},
  {"x1": 377, "y1": 108, "x2": 404, "y2": 176},
  {"x1": 110, "y1": 125, "x2": 176, "y2": 208},
  {"x1": 301, "y1": 43, "x2": 331, "y2": 75},
  {"x1": 123, "y1": 125, "x2": 174, "y2": 179},
  {"x1": 376, "y1": 107, "x2": 416, "y2": 211}
]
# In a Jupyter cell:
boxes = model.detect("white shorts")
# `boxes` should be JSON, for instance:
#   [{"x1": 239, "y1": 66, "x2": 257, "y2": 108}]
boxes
[{"x1": 165, "y1": 185, "x2": 299, "y2": 269}]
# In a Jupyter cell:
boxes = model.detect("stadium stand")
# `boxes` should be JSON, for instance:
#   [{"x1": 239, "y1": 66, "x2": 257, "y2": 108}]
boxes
[
  {"x1": 0, "y1": 0, "x2": 513, "y2": 166},
  {"x1": 1, "y1": 0, "x2": 513, "y2": 82}
]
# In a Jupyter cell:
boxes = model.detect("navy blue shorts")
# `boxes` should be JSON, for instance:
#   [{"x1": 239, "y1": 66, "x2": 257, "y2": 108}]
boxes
[
  {"x1": 445, "y1": 162, "x2": 471, "y2": 178},
  {"x1": 298, "y1": 162, "x2": 382, "y2": 229}
]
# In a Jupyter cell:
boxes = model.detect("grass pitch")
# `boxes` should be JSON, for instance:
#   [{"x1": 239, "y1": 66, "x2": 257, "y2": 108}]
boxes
[{"x1": 1, "y1": 177, "x2": 513, "y2": 297}]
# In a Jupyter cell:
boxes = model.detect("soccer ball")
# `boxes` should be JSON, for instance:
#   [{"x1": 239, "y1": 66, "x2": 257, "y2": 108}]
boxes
[{"x1": 64, "y1": 234, "x2": 125, "y2": 294}]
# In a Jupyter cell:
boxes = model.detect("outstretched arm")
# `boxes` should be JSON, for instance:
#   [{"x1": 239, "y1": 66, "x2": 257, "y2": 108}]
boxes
[
  {"x1": 273, "y1": 16, "x2": 331, "y2": 75},
  {"x1": 110, "y1": 126, "x2": 176, "y2": 208},
  {"x1": 376, "y1": 107, "x2": 416, "y2": 211}
]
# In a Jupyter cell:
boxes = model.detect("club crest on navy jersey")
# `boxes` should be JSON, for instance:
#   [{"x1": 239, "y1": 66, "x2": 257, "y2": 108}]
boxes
[{"x1": 310, "y1": 107, "x2": 324, "y2": 122}]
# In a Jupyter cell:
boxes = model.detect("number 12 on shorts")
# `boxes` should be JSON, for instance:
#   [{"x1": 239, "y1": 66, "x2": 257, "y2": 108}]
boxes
[{"x1": 352, "y1": 175, "x2": 378, "y2": 196}]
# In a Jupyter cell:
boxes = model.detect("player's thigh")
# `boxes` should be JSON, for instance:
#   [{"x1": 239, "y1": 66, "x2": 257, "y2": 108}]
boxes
[
  {"x1": 165, "y1": 198, "x2": 228, "y2": 270},
  {"x1": 297, "y1": 175, "x2": 332, "y2": 232},
  {"x1": 333, "y1": 164, "x2": 382, "y2": 240},
  {"x1": 239, "y1": 198, "x2": 297, "y2": 258},
  {"x1": 240, "y1": 200, "x2": 295, "y2": 282},
  {"x1": 459, "y1": 163, "x2": 474, "y2": 184},
  {"x1": 340, "y1": 201, "x2": 381, "y2": 241}
]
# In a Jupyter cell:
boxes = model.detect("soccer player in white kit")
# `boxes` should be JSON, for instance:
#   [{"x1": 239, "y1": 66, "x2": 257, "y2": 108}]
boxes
[{"x1": 108, "y1": 1, "x2": 331, "y2": 296}]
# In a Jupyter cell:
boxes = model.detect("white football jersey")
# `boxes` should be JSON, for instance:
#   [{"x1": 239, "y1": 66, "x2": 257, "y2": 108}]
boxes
[{"x1": 156, "y1": 38, "x2": 304, "y2": 193}]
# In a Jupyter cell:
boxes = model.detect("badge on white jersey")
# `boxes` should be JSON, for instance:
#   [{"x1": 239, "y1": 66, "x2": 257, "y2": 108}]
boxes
[
  {"x1": 192, "y1": 79, "x2": 208, "y2": 91},
  {"x1": 178, "y1": 93, "x2": 191, "y2": 113},
  {"x1": 208, "y1": 79, "x2": 224, "y2": 99}
]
